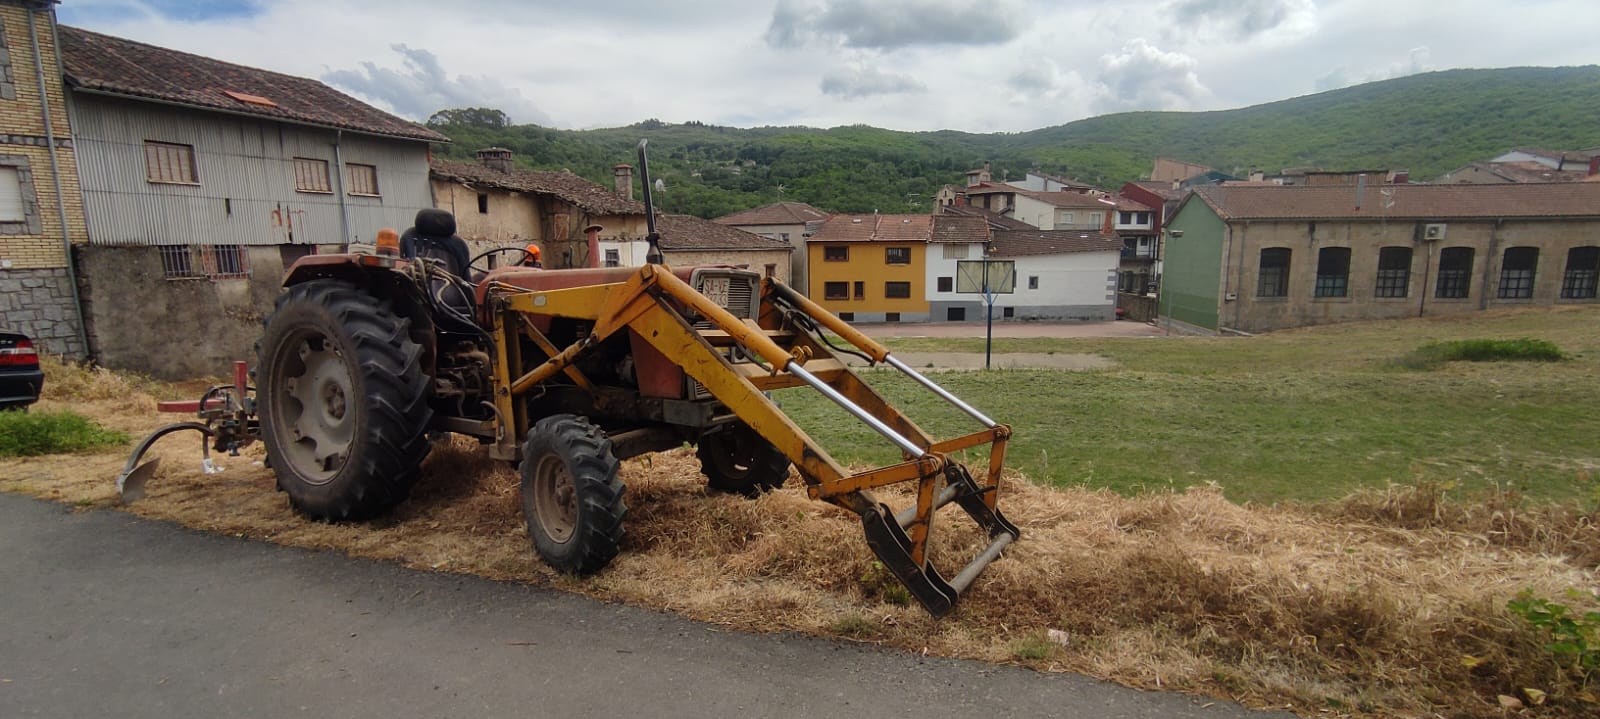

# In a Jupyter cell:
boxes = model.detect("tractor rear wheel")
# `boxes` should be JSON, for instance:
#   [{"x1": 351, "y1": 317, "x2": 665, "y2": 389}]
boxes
[
  {"x1": 698, "y1": 422, "x2": 792, "y2": 497},
  {"x1": 257, "y1": 280, "x2": 432, "y2": 521},
  {"x1": 521, "y1": 415, "x2": 626, "y2": 575}
]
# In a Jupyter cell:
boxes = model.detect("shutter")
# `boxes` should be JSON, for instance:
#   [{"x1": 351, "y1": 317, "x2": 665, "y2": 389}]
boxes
[{"x1": 0, "y1": 167, "x2": 23, "y2": 222}]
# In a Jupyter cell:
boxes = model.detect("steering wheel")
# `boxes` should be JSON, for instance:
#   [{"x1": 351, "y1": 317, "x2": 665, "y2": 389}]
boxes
[{"x1": 468, "y1": 246, "x2": 537, "y2": 275}]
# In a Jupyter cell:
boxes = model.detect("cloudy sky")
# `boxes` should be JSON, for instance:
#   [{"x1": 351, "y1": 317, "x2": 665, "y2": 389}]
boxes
[{"x1": 59, "y1": 0, "x2": 1600, "y2": 133}]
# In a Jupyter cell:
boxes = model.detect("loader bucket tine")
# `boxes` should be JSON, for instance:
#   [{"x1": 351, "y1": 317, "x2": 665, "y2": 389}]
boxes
[{"x1": 861, "y1": 504, "x2": 958, "y2": 617}]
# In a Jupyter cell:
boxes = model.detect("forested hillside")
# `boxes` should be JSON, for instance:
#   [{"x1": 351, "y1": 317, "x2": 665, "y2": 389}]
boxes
[{"x1": 427, "y1": 67, "x2": 1600, "y2": 218}]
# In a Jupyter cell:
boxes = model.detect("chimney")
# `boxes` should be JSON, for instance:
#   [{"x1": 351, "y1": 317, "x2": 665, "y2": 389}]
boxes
[
  {"x1": 979, "y1": 161, "x2": 992, "y2": 184},
  {"x1": 584, "y1": 224, "x2": 603, "y2": 269},
  {"x1": 1589, "y1": 156, "x2": 1600, "y2": 177},
  {"x1": 955, "y1": 192, "x2": 967, "y2": 207},
  {"x1": 1354, "y1": 173, "x2": 1367, "y2": 210},
  {"x1": 613, "y1": 164, "x2": 634, "y2": 201},
  {"x1": 476, "y1": 147, "x2": 513, "y2": 173}
]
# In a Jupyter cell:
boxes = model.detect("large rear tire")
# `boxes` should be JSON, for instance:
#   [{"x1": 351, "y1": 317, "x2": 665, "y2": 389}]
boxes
[
  {"x1": 257, "y1": 280, "x2": 432, "y2": 520},
  {"x1": 697, "y1": 422, "x2": 792, "y2": 497},
  {"x1": 521, "y1": 415, "x2": 626, "y2": 575}
]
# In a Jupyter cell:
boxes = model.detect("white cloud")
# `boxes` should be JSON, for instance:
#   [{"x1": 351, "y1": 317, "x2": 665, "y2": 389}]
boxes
[
  {"x1": 53, "y1": 0, "x2": 1600, "y2": 133},
  {"x1": 1094, "y1": 39, "x2": 1211, "y2": 113}
]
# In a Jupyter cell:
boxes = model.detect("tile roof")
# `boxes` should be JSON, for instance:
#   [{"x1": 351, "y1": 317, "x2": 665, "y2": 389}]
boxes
[
  {"x1": 657, "y1": 214, "x2": 792, "y2": 252},
  {"x1": 713, "y1": 201, "x2": 829, "y2": 226},
  {"x1": 930, "y1": 215, "x2": 990, "y2": 243},
  {"x1": 58, "y1": 26, "x2": 448, "y2": 143},
  {"x1": 1017, "y1": 189, "x2": 1123, "y2": 210},
  {"x1": 937, "y1": 203, "x2": 1036, "y2": 231},
  {"x1": 808, "y1": 214, "x2": 931, "y2": 243},
  {"x1": 1190, "y1": 183, "x2": 1600, "y2": 221},
  {"x1": 430, "y1": 158, "x2": 646, "y2": 215},
  {"x1": 1128, "y1": 181, "x2": 1187, "y2": 202},
  {"x1": 990, "y1": 229, "x2": 1120, "y2": 257},
  {"x1": 1452, "y1": 161, "x2": 1591, "y2": 183}
]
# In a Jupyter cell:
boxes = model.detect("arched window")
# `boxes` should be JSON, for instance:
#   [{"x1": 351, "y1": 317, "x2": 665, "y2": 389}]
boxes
[
  {"x1": 1561, "y1": 246, "x2": 1598, "y2": 299},
  {"x1": 1497, "y1": 247, "x2": 1539, "y2": 299},
  {"x1": 1314, "y1": 247, "x2": 1351, "y2": 298}
]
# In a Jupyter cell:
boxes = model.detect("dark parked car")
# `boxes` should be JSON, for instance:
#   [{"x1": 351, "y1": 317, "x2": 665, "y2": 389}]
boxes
[{"x1": 0, "y1": 328, "x2": 44, "y2": 410}]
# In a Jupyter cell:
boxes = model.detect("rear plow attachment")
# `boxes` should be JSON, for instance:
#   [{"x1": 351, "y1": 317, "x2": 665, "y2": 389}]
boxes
[
  {"x1": 115, "y1": 361, "x2": 258, "y2": 503},
  {"x1": 492, "y1": 267, "x2": 1021, "y2": 617}
]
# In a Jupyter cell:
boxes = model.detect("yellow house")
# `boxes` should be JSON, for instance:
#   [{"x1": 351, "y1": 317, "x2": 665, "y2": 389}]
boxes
[{"x1": 806, "y1": 214, "x2": 930, "y2": 322}]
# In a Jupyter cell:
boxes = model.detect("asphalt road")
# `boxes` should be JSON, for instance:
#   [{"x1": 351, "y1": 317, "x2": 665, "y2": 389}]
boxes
[{"x1": 0, "y1": 494, "x2": 1294, "y2": 719}]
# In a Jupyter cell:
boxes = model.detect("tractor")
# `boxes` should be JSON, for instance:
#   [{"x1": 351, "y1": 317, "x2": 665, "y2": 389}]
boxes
[{"x1": 118, "y1": 142, "x2": 1019, "y2": 616}]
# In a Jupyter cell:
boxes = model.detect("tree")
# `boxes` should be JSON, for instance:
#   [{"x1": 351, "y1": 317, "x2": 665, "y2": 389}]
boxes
[{"x1": 426, "y1": 108, "x2": 511, "y2": 129}]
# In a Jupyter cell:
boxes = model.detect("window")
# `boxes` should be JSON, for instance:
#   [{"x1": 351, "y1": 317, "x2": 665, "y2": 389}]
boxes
[
  {"x1": 158, "y1": 244, "x2": 249, "y2": 280},
  {"x1": 144, "y1": 141, "x2": 197, "y2": 184},
  {"x1": 1088, "y1": 212, "x2": 1103, "y2": 226},
  {"x1": 937, "y1": 276, "x2": 953, "y2": 292},
  {"x1": 885, "y1": 246, "x2": 911, "y2": 264},
  {"x1": 823, "y1": 245, "x2": 848, "y2": 262},
  {"x1": 293, "y1": 157, "x2": 331, "y2": 193},
  {"x1": 947, "y1": 307, "x2": 966, "y2": 321},
  {"x1": 1258, "y1": 247, "x2": 1290, "y2": 297},
  {"x1": 1057, "y1": 212, "x2": 1073, "y2": 225},
  {"x1": 764, "y1": 263, "x2": 777, "y2": 278},
  {"x1": 884, "y1": 281, "x2": 911, "y2": 299},
  {"x1": 1435, "y1": 247, "x2": 1473, "y2": 298},
  {"x1": 1027, "y1": 276, "x2": 1038, "y2": 290},
  {"x1": 942, "y1": 244, "x2": 969, "y2": 260},
  {"x1": 1137, "y1": 211, "x2": 1151, "y2": 224},
  {"x1": 477, "y1": 193, "x2": 489, "y2": 214},
  {"x1": 1003, "y1": 306, "x2": 1015, "y2": 318},
  {"x1": 0, "y1": 167, "x2": 22, "y2": 222},
  {"x1": 1498, "y1": 247, "x2": 1538, "y2": 299},
  {"x1": 885, "y1": 312, "x2": 900, "y2": 322},
  {"x1": 346, "y1": 163, "x2": 379, "y2": 196},
  {"x1": 838, "y1": 312, "x2": 854, "y2": 321},
  {"x1": 824, "y1": 282, "x2": 848, "y2": 300},
  {"x1": 1561, "y1": 246, "x2": 1599, "y2": 299},
  {"x1": 1374, "y1": 246, "x2": 1412, "y2": 298},
  {"x1": 1314, "y1": 247, "x2": 1351, "y2": 298},
  {"x1": 780, "y1": 233, "x2": 790, "y2": 242},
  {"x1": 853, "y1": 281, "x2": 865, "y2": 299},
  {"x1": 1119, "y1": 211, "x2": 1133, "y2": 224},
  {"x1": 604, "y1": 249, "x2": 620, "y2": 268}
]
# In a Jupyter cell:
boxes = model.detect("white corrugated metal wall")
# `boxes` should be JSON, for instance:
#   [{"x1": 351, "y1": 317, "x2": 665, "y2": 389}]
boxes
[{"x1": 71, "y1": 94, "x2": 435, "y2": 246}]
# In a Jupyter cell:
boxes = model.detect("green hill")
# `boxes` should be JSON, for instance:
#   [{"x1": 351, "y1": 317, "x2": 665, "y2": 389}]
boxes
[{"x1": 427, "y1": 67, "x2": 1600, "y2": 218}]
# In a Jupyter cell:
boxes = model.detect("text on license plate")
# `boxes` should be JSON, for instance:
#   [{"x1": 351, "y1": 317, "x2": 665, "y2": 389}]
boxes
[{"x1": 701, "y1": 277, "x2": 731, "y2": 307}]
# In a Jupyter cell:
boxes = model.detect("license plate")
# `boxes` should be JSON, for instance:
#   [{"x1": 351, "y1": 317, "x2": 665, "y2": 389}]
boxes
[{"x1": 701, "y1": 277, "x2": 731, "y2": 308}]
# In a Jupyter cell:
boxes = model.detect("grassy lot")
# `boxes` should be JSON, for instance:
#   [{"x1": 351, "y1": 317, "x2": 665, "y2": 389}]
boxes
[{"x1": 780, "y1": 306, "x2": 1600, "y2": 504}]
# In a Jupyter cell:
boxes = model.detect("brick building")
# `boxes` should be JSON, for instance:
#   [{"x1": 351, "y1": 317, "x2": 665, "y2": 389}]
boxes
[{"x1": 0, "y1": 0, "x2": 87, "y2": 357}]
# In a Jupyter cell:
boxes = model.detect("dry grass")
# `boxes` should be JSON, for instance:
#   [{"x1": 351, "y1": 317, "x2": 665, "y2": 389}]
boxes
[{"x1": 4, "y1": 358, "x2": 1599, "y2": 718}]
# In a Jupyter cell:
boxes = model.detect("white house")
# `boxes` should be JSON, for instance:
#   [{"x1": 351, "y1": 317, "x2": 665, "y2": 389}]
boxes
[
  {"x1": 925, "y1": 215, "x2": 991, "y2": 322},
  {"x1": 989, "y1": 229, "x2": 1120, "y2": 321}
]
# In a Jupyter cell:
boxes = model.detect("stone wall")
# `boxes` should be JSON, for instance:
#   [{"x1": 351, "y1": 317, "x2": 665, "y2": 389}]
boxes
[
  {"x1": 0, "y1": 266, "x2": 83, "y2": 356},
  {"x1": 77, "y1": 245, "x2": 286, "y2": 380}
]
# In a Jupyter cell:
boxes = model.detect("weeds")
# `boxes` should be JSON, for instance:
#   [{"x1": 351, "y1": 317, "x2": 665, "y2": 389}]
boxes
[
  {"x1": 1508, "y1": 589, "x2": 1600, "y2": 685},
  {"x1": 0, "y1": 410, "x2": 129, "y2": 457},
  {"x1": 1397, "y1": 337, "x2": 1568, "y2": 369}
]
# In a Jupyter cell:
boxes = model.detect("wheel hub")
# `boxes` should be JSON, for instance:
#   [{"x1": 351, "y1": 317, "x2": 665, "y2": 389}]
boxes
[
  {"x1": 275, "y1": 333, "x2": 355, "y2": 484},
  {"x1": 533, "y1": 455, "x2": 578, "y2": 544}
]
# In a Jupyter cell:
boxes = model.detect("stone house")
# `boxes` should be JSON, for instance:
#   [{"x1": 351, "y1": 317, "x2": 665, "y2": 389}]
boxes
[
  {"x1": 429, "y1": 149, "x2": 648, "y2": 269},
  {"x1": 712, "y1": 201, "x2": 827, "y2": 292},
  {"x1": 1162, "y1": 183, "x2": 1600, "y2": 334}
]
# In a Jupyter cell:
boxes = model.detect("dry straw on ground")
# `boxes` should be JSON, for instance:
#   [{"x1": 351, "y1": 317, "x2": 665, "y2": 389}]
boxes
[{"x1": 3, "y1": 361, "x2": 1597, "y2": 719}]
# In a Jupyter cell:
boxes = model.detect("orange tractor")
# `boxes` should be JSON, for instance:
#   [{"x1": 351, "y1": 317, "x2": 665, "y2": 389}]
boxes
[{"x1": 118, "y1": 142, "x2": 1019, "y2": 616}]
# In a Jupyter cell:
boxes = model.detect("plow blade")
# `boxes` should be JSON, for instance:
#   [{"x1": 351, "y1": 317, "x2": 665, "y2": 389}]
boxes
[{"x1": 115, "y1": 422, "x2": 216, "y2": 504}]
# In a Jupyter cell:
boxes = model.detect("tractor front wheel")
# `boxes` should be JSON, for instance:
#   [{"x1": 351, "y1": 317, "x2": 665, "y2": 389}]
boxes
[
  {"x1": 257, "y1": 280, "x2": 432, "y2": 521},
  {"x1": 697, "y1": 422, "x2": 792, "y2": 497},
  {"x1": 521, "y1": 415, "x2": 626, "y2": 575}
]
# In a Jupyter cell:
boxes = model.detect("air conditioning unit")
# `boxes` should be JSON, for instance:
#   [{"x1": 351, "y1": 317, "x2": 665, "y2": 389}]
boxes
[{"x1": 1422, "y1": 223, "x2": 1447, "y2": 241}]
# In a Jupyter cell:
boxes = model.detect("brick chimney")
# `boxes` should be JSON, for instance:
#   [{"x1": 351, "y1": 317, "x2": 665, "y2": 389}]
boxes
[
  {"x1": 1589, "y1": 156, "x2": 1600, "y2": 177},
  {"x1": 613, "y1": 164, "x2": 634, "y2": 201},
  {"x1": 476, "y1": 147, "x2": 513, "y2": 173},
  {"x1": 980, "y1": 161, "x2": 992, "y2": 184}
]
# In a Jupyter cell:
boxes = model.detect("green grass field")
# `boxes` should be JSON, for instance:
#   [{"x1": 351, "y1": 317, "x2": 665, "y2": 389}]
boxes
[{"x1": 777, "y1": 307, "x2": 1600, "y2": 504}]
